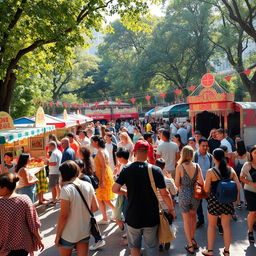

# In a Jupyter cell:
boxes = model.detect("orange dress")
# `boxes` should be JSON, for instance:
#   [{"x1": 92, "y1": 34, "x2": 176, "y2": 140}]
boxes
[{"x1": 94, "y1": 152, "x2": 115, "y2": 201}]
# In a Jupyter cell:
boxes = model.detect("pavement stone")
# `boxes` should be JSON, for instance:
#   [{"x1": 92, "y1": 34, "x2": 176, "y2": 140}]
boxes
[{"x1": 35, "y1": 193, "x2": 256, "y2": 256}]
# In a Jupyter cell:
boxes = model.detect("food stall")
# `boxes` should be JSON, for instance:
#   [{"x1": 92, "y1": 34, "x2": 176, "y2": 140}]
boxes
[{"x1": 187, "y1": 73, "x2": 256, "y2": 146}]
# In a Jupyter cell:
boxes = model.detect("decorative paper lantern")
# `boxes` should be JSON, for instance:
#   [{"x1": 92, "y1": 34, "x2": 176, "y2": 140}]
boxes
[
  {"x1": 83, "y1": 102, "x2": 89, "y2": 107},
  {"x1": 41, "y1": 101, "x2": 45, "y2": 105},
  {"x1": 94, "y1": 102, "x2": 99, "y2": 107},
  {"x1": 130, "y1": 98, "x2": 136, "y2": 104},
  {"x1": 145, "y1": 95, "x2": 151, "y2": 102},
  {"x1": 160, "y1": 93, "x2": 167, "y2": 99},
  {"x1": 243, "y1": 69, "x2": 251, "y2": 76},
  {"x1": 116, "y1": 99, "x2": 122, "y2": 104},
  {"x1": 49, "y1": 102, "x2": 54, "y2": 107},
  {"x1": 63, "y1": 103, "x2": 68, "y2": 108},
  {"x1": 188, "y1": 86, "x2": 196, "y2": 92},
  {"x1": 104, "y1": 101, "x2": 109, "y2": 105},
  {"x1": 73, "y1": 103, "x2": 77, "y2": 108},
  {"x1": 224, "y1": 75, "x2": 232, "y2": 82},
  {"x1": 201, "y1": 73, "x2": 215, "y2": 87},
  {"x1": 55, "y1": 102, "x2": 59, "y2": 107},
  {"x1": 174, "y1": 89, "x2": 182, "y2": 96}
]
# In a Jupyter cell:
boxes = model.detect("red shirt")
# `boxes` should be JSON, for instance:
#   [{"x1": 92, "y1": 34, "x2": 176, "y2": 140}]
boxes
[
  {"x1": 148, "y1": 143, "x2": 155, "y2": 165},
  {"x1": 0, "y1": 195, "x2": 41, "y2": 255}
]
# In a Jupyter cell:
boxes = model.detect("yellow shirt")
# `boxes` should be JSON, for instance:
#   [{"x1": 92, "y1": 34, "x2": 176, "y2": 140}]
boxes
[{"x1": 146, "y1": 123, "x2": 152, "y2": 132}]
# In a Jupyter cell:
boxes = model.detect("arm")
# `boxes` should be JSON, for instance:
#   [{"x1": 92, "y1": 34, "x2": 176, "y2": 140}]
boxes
[
  {"x1": 175, "y1": 152, "x2": 180, "y2": 164},
  {"x1": 240, "y1": 163, "x2": 256, "y2": 189},
  {"x1": 55, "y1": 199, "x2": 70, "y2": 246},
  {"x1": 112, "y1": 182, "x2": 127, "y2": 196},
  {"x1": 204, "y1": 170, "x2": 212, "y2": 194},
  {"x1": 159, "y1": 188, "x2": 176, "y2": 218},
  {"x1": 174, "y1": 165, "x2": 182, "y2": 190},
  {"x1": 20, "y1": 169, "x2": 38, "y2": 186},
  {"x1": 197, "y1": 165, "x2": 205, "y2": 186},
  {"x1": 231, "y1": 169, "x2": 241, "y2": 190},
  {"x1": 90, "y1": 194, "x2": 99, "y2": 213},
  {"x1": 97, "y1": 150, "x2": 107, "y2": 187}
]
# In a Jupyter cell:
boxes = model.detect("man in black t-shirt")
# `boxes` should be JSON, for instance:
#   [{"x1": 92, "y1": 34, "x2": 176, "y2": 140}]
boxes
[{"x1": 113, "y1": 140, "x2": 175, "y2": 256}]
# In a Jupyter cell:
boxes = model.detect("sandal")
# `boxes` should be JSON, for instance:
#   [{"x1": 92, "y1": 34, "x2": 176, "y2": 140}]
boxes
[
  {"x1": 223, "y1": 249, "x2": 230, "y2": 255},
  {"x1": 202, "y1": 250, "x2": 213, "y2": 256},
  {"x1": 248, "y1": 232, "x2": 255, "y2": 243},
  {"x1": 185, "y1": 245, "x2": 194, "y2": 254},
  {"x1": 192, "y1": 238, "x2": 199, "y2": 250}
]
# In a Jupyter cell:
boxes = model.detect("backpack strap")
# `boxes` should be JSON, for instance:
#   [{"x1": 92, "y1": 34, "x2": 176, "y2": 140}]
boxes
[
  {"x1": 209, "y1": 154, "x2": 213, "y2": 167},
  {"x1": 212, "y1": 167, "x2": 222, "y2": 180},
  {"x1": 194, "y1": 152, "x2": 198, "y2": 163}
]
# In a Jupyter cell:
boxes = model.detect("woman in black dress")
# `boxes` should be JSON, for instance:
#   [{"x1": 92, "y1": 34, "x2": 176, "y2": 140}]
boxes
[{"x1": 202, "y1": 148, "x2": 240, "y2": 256}]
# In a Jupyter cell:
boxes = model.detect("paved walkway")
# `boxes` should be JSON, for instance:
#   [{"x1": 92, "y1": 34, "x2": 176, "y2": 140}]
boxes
[{"x1": 35, "y1": 195, "x2": 256, "y2": 256}]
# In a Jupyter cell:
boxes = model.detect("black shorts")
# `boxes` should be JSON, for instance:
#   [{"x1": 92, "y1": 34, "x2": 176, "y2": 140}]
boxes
[{"x1": 244, "y1": 190, "x2": 256, "y2": 211}]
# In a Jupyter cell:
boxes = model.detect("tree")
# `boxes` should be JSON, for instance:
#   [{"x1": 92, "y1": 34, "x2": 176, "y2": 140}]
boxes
[
  {"x1": 0, "y1": 0, "x2": 153, "y2": 112},
  {"x1": 206, "y1": 0, "x2": 256, "y2": 100}
]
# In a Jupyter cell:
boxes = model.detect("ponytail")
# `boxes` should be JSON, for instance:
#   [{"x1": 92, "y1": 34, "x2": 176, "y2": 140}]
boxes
[
  {"x1": 213, "y1": 148, "x2": 231, "y2": 178},
  {"x1": 91, "y1": 135, "x2": 105, "y2": 149}
]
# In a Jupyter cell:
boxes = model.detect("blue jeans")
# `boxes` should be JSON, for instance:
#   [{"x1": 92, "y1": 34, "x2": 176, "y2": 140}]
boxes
[
  {"x1": 126, "y1": 225, "x2": 158, "y2": 256},
  {"x1": 16, "y1": 184, "x2": 36, "y2": 203}
]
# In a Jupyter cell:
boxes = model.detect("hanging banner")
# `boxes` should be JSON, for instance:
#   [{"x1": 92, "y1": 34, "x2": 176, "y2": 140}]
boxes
[
  {"x1": 63, "y1": 109, "x2": 68, "y2": 120},
  {"x1": 188, "y1": 86, "x2": 196, "y2": 92},
  {"x1": 116, "y1": 100, "x2": 122, "y2": 104},
  {"x1": 243, "y1": 69, "x2": 251, "y2": 76},
  {"x1": 174, "y1": 89, "x2": 182, "y2": 95},
  {"x1": 130, "y1": 98, "x2": 136, "y2": 104},
  {"x1": 160, "y1": 93, "x2": 166, "y2": 99},
  {"x1": 35, "y1": 107, "x2": 46, "y2": 127},
  {"x1": 224, "y1": 75, "x2": 232, "y2": 82},
  {"x1": 0, "y1": 112, "x2": 15, "y2": 130}
]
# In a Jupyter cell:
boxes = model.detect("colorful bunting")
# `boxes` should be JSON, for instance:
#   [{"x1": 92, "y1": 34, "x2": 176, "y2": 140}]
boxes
[
  {"x1": 174, "y1": 89, "x2": 182, "y2": 96},
  {"x1": 116, "y1": 99, "x2": 122, "y2": 104},
  {"x1": 188, "y1": 86, "x2": 196, "y2": 92},
  {"x1": 243, "y1": 69, "x2": 251, "y2": 76},
  {"x1": 130, "y1": 98, "x2": 136, "y2": 104},
  {"x1": 160, "y1": 93, "x2": 167, "y2": 99},
  {"x1": 224, "y1": 75, "x2": 232, "y2": 82}
]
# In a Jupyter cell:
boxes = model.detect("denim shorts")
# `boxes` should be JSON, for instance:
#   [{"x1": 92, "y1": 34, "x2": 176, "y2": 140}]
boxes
[
  {"x1": 16, "y1": 184, "x2": 36, "y2": 203},
  {"x1": 126, "y1": 225, "x2": 158, "y2": 256},
  {"x1": 59, "y1": 236, "x2": 90, "y2": 249}
]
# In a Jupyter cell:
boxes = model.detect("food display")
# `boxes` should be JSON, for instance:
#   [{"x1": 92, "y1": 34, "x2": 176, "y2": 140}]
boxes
[{"x1": 27, "y1": 159, "x2": 44, "y2": 169}]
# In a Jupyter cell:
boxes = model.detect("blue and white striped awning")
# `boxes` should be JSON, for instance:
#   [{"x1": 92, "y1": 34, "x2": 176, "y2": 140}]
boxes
[{"x1": 0, "y1": 126, "x2": 55, "y2": 144}]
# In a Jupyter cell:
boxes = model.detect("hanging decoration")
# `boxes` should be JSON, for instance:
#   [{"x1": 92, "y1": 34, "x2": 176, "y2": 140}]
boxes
[
  {"x1": 55, "y1": 102, "x2": 59, "y2": 107},
  {"x1": 104, "y1": 101, "x2": 109, "y2": 105},
  {"x1": 49, "y1": 102, "x2": 54, "y2": 107},
  {"x1": 201, "y1": 73, "x2": 215, "y2": 87},
  {"x1": 174, "y1": 89, "x2": 182, "y2": 96},
  {"x1": 41, "y1": 101, "x2": 45, "y2": 105},
  {"x1": 83, "y1": 102, "x2": 89, "y2": 107},
  {"x1": 243, "y1": 69, "x2": 251, "y2": 76},
  {"x1": 160, "y1": 93, "x2": 167, "y2": 99},
  {"x1": 188, "y1": 86, "x2": 196, "y2": 92},
  {"x1": 224, "y1": 75, "x2": 232, "y2": 82},
  {"x1": 73, "y1": 103, "x2": 77, "y2": 108},
  {"x1": 130, "y1": 98, "x2": 136, "y2": 104},
  {"x1": 145, "y1": 95, "x2": 151, "y2": 101},
  {"x1": 116, "y1": 99, "x2": 122, "y2": 104},
  {"x1": 94, "y1": 102, "x2": 99, "y2": 108}
]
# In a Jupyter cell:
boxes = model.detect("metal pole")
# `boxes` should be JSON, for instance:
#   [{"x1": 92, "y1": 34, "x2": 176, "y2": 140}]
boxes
[{"x1": 0, "y1": 144, "x2": 5, "y2": 174}]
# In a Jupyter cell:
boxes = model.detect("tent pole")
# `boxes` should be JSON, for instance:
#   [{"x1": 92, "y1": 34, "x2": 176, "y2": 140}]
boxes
[{"x1": 0, "y1": 144, "x2": 5, "y2": 174}]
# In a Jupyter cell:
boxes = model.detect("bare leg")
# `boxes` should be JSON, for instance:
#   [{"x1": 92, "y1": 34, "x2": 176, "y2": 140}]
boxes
[
  {"x1": 98, "y1": 200, "x2": 108, "y2": 220},
  {"x1": 38, "y1": 192, "x2": 44, "y2": 203},
  {"x1": 130, "y1": 248, "x2": 141, "y2": 256},
  {"x1": 52, "y1": 186, "x2": 57, "y2": 202},
  {"x1": 248, "y1": 211, "x2": 256, "y2": 232},
  {"x1": 56, "y1": 184, "x2": 60, "y2": 199},
  {"x1": 76, "y1": 242, "x2": 89, "y2": 256},
  {"x1": 190, "y1": 210, "x2": 197, "y2": 239},
  {"x1": 59, "y1": 248, "x2": 72, "y2": 256},
  {"x1": 207, "y1": 213, "x2": 218, "y2": 250},
  {"x1": 221, "y1": 214, "x2": 231, "y2": 251},
  {"x1": 104, "y1": 200, "x2": 116, "y2": 216},
  {"x1": 182, "y1": 213, "x2": 193, "y2": 246}
]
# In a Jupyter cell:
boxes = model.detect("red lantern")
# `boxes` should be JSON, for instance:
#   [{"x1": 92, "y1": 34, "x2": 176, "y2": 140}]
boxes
[
  {"x1": 41, "y1": 101, "x2": 45, "y2": 105},
  {"x1": 243, "y1": 69, "x2": 251, "y2": 76},
  {"x1": 145, "y1": 95, "x2": 151, "y2": 101},
  {"x1": 116, "y1": 99, "x2": 122, "y2": 104},
  {"x1": 224, "y1": 75, "x2": 232, "y2": 82},
  {"x1": 104, "y1": 101, "x2": 109, "y2": 105},
  {"x1": 83, "y1": 102, "x2": 89, "y2": 107},
  {"x1": 160, "y1": 93, "x2": 167, "y2": 99},
  {"x1": 94, "y1": 102, "x2": 99, "y2": 107},
  {"x1": 33, "y1": 99, "x2": 37, "y2": 104},
  {"x1": 55, "y1": 102, "x2": 59, "y2": 107},
  {"x1": 130, "y1": 98, "x2": 136, "y2": 104},
  {"x1": 174, "y1": 89, "x2": 182, "y2": 96},
  {"x1": 188, "y1": 86, "x2": 196, "y2": 92},
  {"x1": 49, "y1": 102, "x2": 54, "y2": 107},
  {"x1": 63, "y1": 103, "x2": 68, "y2": 108},
  {"x1": 201, "y1": 73, "x2": 215, "y2": 87},
  {"x1": 73, "y1": 103, "x2": 77, "y2": 108}
]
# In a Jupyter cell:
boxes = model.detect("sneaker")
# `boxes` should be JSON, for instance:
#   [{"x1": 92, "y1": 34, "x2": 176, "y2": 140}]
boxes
[
  {"x1": 159, "y1": 244, "x2": 164, "y2": 252},
  {"x1": 218, "y1": 224, "x2": 223, "y2": 235},
  {"x1": 164, "y1": 242, "x2": 171, "y2": 250},
  {"x1": 89, "y1": 240, "x2": 106, "y2": 251},
  {"x1": 98, "y1": 219, "x2": 110, "y2": 225}
]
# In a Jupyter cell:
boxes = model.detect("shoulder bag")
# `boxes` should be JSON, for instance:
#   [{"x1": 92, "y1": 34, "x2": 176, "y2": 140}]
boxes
[
  {"x1": 193, "y1": 164, "x2": 208, "y2": 199},
  {"x1": 147, "y1": 164, "x2": 175, "y2": 244},
  {"x1": 71, "y1": 183, "x2": 101, "y2": 239}
]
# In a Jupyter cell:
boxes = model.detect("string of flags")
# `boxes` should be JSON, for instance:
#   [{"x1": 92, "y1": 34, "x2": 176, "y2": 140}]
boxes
[{"x1": 33, "y1": 67, "x2": 254, "y2": 108}]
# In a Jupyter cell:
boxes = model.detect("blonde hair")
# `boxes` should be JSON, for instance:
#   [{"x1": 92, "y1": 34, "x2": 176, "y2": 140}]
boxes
[
  {"x1": 120, "y1": 132, "x2": 133, "y2": 145},
  {"x1": 178, "y1": 145, "x2": 194, "y2": 165}
]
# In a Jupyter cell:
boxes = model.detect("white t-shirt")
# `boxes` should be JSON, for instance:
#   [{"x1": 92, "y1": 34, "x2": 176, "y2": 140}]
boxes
[
  {"x1": 170, "y1": 123, "x2": 178, "y2": 135},
  {"x1": 127, "y1": 124, "x2": 135, "y2": 134},
  {"x1": 49, "y1": 149, "x2": 62, "y2": 175},
  {"x1": 81, "y1": 137, "x2": 90, "y2": 147},
  {"x1": 156, "y1": 141, "x2": 179, "y2": 171},
  {"x1": 106, "y1": 143, "x2": 115, "y2": 171},
  {"x1": 60, "y1": 181, "x2": 94, "y2": 243},
  {"x1": 221, "y1": 138, "x2": 232, "y2": 153}
]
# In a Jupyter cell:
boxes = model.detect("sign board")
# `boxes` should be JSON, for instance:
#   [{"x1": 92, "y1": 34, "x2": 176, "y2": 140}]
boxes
[
  {"x1": 35, "y1": 107, "x2": 46, "y2": 127},
  {"x1": 63, "y1": 109, "x2": 68, "y2": 120},
  {"x1": 0, "y1": 112, "x2": 15, "y2": 130}
]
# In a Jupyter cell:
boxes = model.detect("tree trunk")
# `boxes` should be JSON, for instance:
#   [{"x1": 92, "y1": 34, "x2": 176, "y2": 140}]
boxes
[
  {"x1": 0, "y1": 73, "x2": 16, "y2": 113},
  {"x1": 239, "y1": 71, "x2": 256, "y2": 102}
]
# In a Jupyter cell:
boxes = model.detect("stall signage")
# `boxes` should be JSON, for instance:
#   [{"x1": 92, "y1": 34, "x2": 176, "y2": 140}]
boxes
[
  {"x1": 0, "y1": 112, "x2": 15, "y2": 130},
  {"x1": 63, "y1": 109, "x2": 68, "y2": 120},
  {"x1": 35, "y1": 107, "x2": 46, "y2": 127}
]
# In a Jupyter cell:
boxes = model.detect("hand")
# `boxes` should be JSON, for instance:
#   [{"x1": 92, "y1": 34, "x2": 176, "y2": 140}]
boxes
[
  {"x1": 37, "y1": 239, "x2": 44, "y2": 251},
  {"x1": 99, "y1": 180, "x2": 105, "y2": 188},
  {"x1": 55, "y1": 236, "x2": 60, "y2": 247}
]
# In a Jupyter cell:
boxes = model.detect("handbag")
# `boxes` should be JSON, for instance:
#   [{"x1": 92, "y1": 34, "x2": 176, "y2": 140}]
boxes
[
  {"x1": 147, "y1": 164, "x2": 175, "y2": 244},
  {"x1": 71, "y1": 183, "x2": 101, "y2": 239},
  {"x1": 193, "y1": 164, "x2": 207, "y2": 199}
]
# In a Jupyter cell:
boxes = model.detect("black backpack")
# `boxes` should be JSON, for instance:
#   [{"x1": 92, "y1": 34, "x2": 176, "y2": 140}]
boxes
[{"x1": 88, "y1": 174, "x2": 99, "y2": 190}]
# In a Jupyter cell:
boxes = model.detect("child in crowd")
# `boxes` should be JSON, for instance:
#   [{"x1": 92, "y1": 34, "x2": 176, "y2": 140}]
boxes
[{"x1": 155, "y1": 158, "x2": 177, "y2": 251}]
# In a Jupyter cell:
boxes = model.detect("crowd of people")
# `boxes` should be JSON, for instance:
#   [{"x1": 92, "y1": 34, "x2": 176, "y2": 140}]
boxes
[{"x1": 0, "y1": 118, "x2": 256, "y2": 256}]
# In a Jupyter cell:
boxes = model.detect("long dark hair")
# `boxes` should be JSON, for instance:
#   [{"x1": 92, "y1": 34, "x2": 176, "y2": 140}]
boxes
[
  {"x1": 0, "y1": 173, "x2": 19, "y2": 191},
  {"x1": 15, "y1": 153, "x2": 30, "y2": 172},
  {"x1": 91, "y1": 135, "x2": 105, "y2": 149},
  {"x1": 249, "y1": 146, "x2": 256, "y2": 162},
  {"x1": 213, "y1": 148, "x2": 230, "y2": 178},
  {"x1": 79, "y1": 146, "x2": 94, "y2": 175},
  {"x1": 236, "y1": 140, "x2": 246, "y2": 156}
]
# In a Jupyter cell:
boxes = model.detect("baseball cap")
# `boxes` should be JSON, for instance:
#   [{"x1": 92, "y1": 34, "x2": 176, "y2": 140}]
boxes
[
  {"x1": 188, "y1": 137, "x2": 196, "y2": 142},
  {"x1": 134, "y1": 140, "x2": 150, "y2": 151}
]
